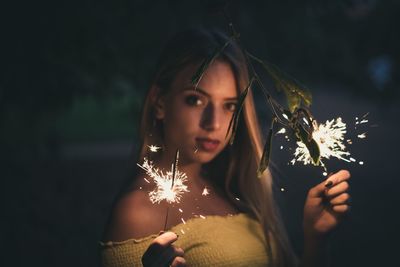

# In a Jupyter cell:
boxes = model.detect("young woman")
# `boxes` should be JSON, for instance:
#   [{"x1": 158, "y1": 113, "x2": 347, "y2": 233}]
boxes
[{"x1": 101, "y1": 28, "x2": 351, "y2": 267}]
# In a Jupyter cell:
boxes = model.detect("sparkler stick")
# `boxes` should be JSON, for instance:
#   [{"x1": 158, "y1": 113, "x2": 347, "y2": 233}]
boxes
[{"x1": 163, "y1": 149, "x2": 180, "y2": 231}]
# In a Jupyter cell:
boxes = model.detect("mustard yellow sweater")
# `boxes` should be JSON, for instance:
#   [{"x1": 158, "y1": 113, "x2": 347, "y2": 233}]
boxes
[{"x1": 100, "y1": 213, "x2": 271, "y2": 267}]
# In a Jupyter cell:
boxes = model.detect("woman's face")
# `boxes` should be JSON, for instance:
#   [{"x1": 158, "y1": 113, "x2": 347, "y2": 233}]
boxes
[{"x1": 156, "y1": 60, "x2": 238, "y2": 164}]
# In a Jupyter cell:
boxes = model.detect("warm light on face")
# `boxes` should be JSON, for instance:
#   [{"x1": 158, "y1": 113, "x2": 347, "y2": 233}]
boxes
[{"x1": 159, "y1": 60, "x2": 238, "y2": 164}]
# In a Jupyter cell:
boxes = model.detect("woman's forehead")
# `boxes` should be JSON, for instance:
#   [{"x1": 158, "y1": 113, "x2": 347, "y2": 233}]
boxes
[{"x1": 170, "y1": 61, "x2": 238, "y2": 98}]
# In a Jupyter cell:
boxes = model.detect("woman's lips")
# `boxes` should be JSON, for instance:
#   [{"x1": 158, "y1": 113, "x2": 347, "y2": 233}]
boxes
[{"x1": 196, "y1": 138, "x2": 220, "y2": 152}]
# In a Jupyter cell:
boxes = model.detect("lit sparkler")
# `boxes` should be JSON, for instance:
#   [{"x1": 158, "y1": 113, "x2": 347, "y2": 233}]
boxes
[
  {"x1": 290, "y1": 117, "x2": 351, "y2": 170},
  {"x1": 137, "y1": 149, "x2": 189, "y2": 231},
  {"x1": 137, "y1": 155, "x2": 189, "y2": 204}
]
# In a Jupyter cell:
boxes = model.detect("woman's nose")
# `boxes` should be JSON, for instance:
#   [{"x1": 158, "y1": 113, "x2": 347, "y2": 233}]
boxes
[{"x1": 200, "y1": 103, "x2": 221, "y2": 131}]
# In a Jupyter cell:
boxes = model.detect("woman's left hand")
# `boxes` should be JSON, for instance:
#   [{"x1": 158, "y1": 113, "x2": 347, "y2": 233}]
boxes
[{"x1": 303, "y1": 169, "x2": 351, "y2": 240}]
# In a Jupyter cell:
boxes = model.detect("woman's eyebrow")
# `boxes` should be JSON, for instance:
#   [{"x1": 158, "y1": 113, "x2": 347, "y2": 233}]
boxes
[{"x1": 183, "y1": 86, "x2": 238, "y2": 101}]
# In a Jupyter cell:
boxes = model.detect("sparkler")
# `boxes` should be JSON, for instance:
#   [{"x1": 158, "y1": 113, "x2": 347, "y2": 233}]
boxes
[
  {"x1": 137, "y1": 152, "x2": 188, "y2": 204},
  {"x1": 137, "y1": 149, "x2": 189, "y2": 230},
  {"x1": 290, "y1": 117, "x2": 351, "y2": 171}
]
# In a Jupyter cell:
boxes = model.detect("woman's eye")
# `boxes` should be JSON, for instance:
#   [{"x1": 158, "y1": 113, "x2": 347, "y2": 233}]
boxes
[
  {"x1": 185, "y1": 95, "x2": 204, "y2": 106},
  {"x1": 224, "y1": 102, "x2": 237, "y2": 112}
]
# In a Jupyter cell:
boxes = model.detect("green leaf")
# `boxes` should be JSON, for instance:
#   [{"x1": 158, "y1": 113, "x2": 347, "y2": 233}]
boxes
[
  {"x1": 257, "y1": 118, "x2": 276, "y2": 177},
  {"x1": 247, "y1": 53, "x2": 312, "y2": 112},
  {"x1": 226, "y1": 78, "x2": 253, "y2": 144},
  {"x1": 171, "y1": 149, "x2": 179, "y2": 188},
  {"x1": 191, "y1": 38, "x2": 232, "y2": 89},
  {"x1": 295, "y1": 123, "x2": 320, "y2": 165}
]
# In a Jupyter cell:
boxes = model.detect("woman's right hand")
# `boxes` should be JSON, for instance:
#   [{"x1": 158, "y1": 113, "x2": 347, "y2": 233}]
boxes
[{"x1": 142, "y1": 231, "x2": 186, "y2": 267}]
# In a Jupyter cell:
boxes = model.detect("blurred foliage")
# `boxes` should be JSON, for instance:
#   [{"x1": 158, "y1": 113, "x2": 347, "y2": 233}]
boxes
[{"x1": 0, "y1": 0, "x2": 399, "y2": 158}]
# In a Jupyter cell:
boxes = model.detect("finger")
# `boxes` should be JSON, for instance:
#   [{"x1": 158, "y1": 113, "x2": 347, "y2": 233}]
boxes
[
  {"x1": 332, "y1": 204, "x2": 351, "y2": 213},
  {"x1": 142, "y1": 232, "x2": 178, "y2": 265},
  {"x1": 153, "y1": 232, "x2": 178, "y2": 247},
  {"x1": 308, "y1": 170, "x2": 350, "y2": 197},
  {"x1": 329, "y1": 193, "x2": 351, "y2": 205},
  {"x1": 326, "y1": 181, "x2": 350, "y2": 198},
  {"x1": 325, "y1": 170, "x2": 351, "y2": 188},
  {"x1": 158, "y1": 246, "x2": 184, "y2": 266},
  {"x1": 170, "y1": 256, "x2": 186, "y2": 267}
]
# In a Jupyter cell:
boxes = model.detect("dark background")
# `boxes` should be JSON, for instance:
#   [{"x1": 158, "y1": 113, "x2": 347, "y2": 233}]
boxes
[{"x1": 1, "y1": 0, "x2": 399, "y2": 266}]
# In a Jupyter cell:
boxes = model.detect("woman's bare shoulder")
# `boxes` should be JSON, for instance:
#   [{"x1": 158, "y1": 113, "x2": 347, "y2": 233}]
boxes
[{"x1": 103, "y1": 178, "x2": 164, "y2": 242}]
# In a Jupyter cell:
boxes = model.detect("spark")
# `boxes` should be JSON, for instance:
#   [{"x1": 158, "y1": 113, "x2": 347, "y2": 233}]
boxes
[
  {"x1": 181, "y1": 218, "x2": 186, "y2": 224},
  {"x1": 137, "y1": 157, "x2": 189, "y2": 204},
  {"x1": 277, "y1": 128, "x2": 286, "y2": 134},
  {"x1": 280, "y1": 146, "x2": 284, "y2": 150},
  {"x1": 323, "y1": 172, "x2": 328, "y2": 176},
  {"x1": 282, "y1": 113, "x2": 289, "y2": 120},
  {"x1": 180, "y1": 229, "x2": 185, "y2": 234},
  {"x1": 359, "y1": 161, "x2": 364, "y2": 165},
  {"x1": 148, "y1": 145, "x2": 162, "y2": 153},
  {"x1": 202, "y1": 187, "x2": 210, "y2": 196},
  {"x1": 199, "y1": 215, "x2": 206, "y2": 219},
  {"x1": 357, "y1": 133, "x2": 367, "y2": 139},
  {"x1": 280, "y1": 188, "x2": 285, "y2": 192},
  {"x1": 179, "y1": 208, "x2": 183, "y2": 213},
  {"x1": 350, "y1": 157, "x2": 356, "y2": 162},
  {"x1": 235, "y1": 197, "x2": 240, "y2": 201},
  {"x1": 144, "y1": 178, "x2": 150, "y2": 183},
  {"x1": 291, "y1": 117, "x2": 351, "y2": 168}
]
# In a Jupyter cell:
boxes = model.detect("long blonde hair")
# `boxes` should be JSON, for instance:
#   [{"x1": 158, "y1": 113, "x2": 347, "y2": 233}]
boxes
[{"x1": 137, "y1": 28, "x2": 297, "y2": 267}]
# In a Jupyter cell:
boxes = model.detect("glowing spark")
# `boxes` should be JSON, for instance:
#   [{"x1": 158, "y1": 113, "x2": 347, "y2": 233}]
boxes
[
  {"x1": 357, "y1": 133, "x2": 367, "y2": 139},
  {"x1": 323, "y1": 172, "x2": 328, "y2": 176},
  {"x1": 148, "y1": 145, "x2": 161, "y2": 152},
  {"x1": 178, "y1": 208, "x2": 183, "y2": 213},
  {"x1": 235, "y1": 197, "x2": 240, "y2": 201},
  {"x1": 137, "y1": 158, "x2": 189, "y2": 204},
  {"x1": 202, "y1": 187, "x2": 210, "y2": 196},
  {"x1": 144, "y1": 178, "x2": 150, "y2": 183},
  {"x1": 280, "y1": 146, "x2": 284, "y2": 150},
  {"x1": 199, "y1": 215, "x2": 206, "y2": 219},
  {"x1": 291, "y1": 117, "x2": 351, "y2": 168},
  {"x1": 359, "y1": 161, "x2": 364, "y2": 165},
  {"x1": 181, "y1": 218, "x2": 186, "y2": 224},
  {"x1": 303, "y1": 117, "x2": 310, "y2": 125},
  {"x1": 280, "y1": 188, "x2": 285, "y2": 192},
  {"x1": 360, "y1": 119, "x2": 368, "y2": 124},
  {"x1": 277, "y1": 128, "x2": 286, "y2": 134},
  {"x1": 350, "y1": 157, "x2": 356, "y2": 162},
  {"x1": 282, "y1": 113, "x2": 289, "y2": 120},
  {"x1": 180, "y1": 229, "x2": 185, "y2": 234},
  {"x1": 347, "y1": 139, "x2": 353, "y2": 144}
]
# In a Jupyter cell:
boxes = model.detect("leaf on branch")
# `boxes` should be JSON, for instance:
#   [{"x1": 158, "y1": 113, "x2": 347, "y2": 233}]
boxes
[
  {"x1": 247, "y1": 52, "x2": 312, "y2": 112},
  {"x1": 226, "y1": 78, "x2": 254, "y2": 144},
  {"x1": 257, "y1": 117, "x2": 276, "y2": 178},
  {"x1": 295, "y1": 122, "x2": 320, "y2": 165},
  {"x1": 191, "y1": 38, "x2": 233, "y2": 90}
]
